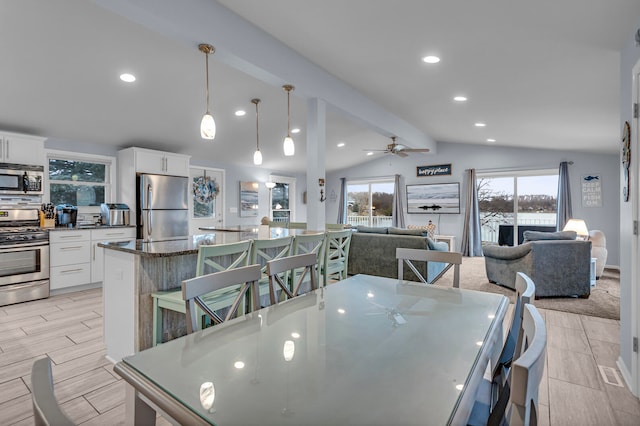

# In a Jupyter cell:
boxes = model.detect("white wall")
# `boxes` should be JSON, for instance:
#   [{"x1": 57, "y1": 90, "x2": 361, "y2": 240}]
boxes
[
  {"x1": 326, "y1": 141, "x2": 620, "y2": 265},
  {"x1": 619, "y1": 21, "x2": 640, "y2": 393}
]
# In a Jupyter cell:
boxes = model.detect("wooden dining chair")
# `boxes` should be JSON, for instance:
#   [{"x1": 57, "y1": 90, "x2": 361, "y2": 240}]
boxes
[
  {"x1": 396, "y1": 248, "x2": 462, "y2": 287},
  {"x1": 266, "y1": 253, "x2": 318, "y2": 305},
  {"x1": 151, "y1": 240, "x2": 253, "y2": 345},
  {"x1": 292, "y1": 232, "x2": 326, "y2": 283},
  {"x1": 31, "y1": 357, "x2": 75, "y2": 426},
  {"x1": 477, "y1": 303, "x2": 547, "y2": 426},
  {"x1": 322, "y1": 229, "x2": 353, "y2": 286},
  {"x1": 493, "y1": 272, "x2": 536, "y2": 386},
  {"x1": 250, "y1": 236, "x2": 294, "y2": 303},
  {"x1": 182, "y1": 264, "x2": 262, "y2": 334}
]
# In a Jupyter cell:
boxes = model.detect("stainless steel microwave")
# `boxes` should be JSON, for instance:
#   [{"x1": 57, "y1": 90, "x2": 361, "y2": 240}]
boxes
[{"x1": 0, "y1": 163, "x2": 44, "y2": 195}]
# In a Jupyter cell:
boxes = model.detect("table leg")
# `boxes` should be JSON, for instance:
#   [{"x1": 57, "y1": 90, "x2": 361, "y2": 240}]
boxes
[{"x1": 125, "y1": 383, "x2": 157, "y2": 426}]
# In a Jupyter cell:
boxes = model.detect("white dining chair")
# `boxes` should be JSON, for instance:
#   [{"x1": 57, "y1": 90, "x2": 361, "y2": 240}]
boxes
[
  {"x1": 469, "y1": 302, "x2": 546, "y2": 426},
  {"x1": 182, "y1": 264, "x2": 261, "y2": 334},
  {"x1": 396, "y1": 247, "x2": 462, "y2": 287},
  {"x1": 493, "y1": 272, "x2": 536, "y2": 385},
  {"x1": 266, "y1": 252, "x2": 318, "y2": 305},
  {"x1": 31, "y1": 357, "x2": 75, "y2": 426}
]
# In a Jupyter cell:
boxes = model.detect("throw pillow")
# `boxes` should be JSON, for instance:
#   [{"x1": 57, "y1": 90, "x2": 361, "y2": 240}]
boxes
[
  {"x1": 356, "y1": 226, "x2": 389, "y2": 234},
  {"x1": 522, "y1": 230, "x2": 577, "y2": 242},
  {"x1": 388, "y1": 227, "x2": 425, "y2": 236},
  {"x1": 426, "y1": 238, "x2": 449, "y2": 251}
]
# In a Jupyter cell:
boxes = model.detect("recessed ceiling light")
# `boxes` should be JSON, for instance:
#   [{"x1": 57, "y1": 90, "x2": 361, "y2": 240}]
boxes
[
  {"x1": 487, "y1": 138, "x2": 496, "y2": 143},
  {"x1": 337, "y1": 142, "x2": 345, "y2": 148},
  {"x1": 235, "y1": 110, "x2": 246, "y2": 117},
  {"x1": 475, "y1": 122, "x2": 486, "y2": 127},
  {"x1": 422, "y1": 55, "x2": 440, "y2": 64},
  {"x1": 366, "y1": 152, "x2": 374, "y2": 156},
  {"x1": 119, "y1": 73, "x2": 136, "y2": 83},
  {"x1": 453, "y1": 96, "x2": 467, "y2": 102},
  {"x1": 291, "y1": 128, "x2": 300, "y2": 134}
]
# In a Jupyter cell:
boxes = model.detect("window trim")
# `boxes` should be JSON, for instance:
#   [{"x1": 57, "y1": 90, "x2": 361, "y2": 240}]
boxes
[
  {"x1": 45, "y1": 149, "x2": 116, "y2": 214},
  {"x1": 346, "y1": 177, "x2": 395, "y2": 227}
]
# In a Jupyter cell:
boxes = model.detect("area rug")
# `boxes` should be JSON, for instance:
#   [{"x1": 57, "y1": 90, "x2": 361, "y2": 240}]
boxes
[{"x1": 433, "y1": 256, "x2": 620, "y2": 320}]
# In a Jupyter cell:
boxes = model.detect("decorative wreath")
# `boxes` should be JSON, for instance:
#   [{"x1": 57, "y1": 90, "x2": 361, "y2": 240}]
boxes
[{"x1": 193, "y1": 176, "x2": 219, "y2": 204}]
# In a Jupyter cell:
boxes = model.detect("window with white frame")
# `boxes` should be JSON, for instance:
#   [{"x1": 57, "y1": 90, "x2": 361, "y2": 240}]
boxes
[
  {"x1": 346, "y1": 178, "x2": 395, "y2": 227},
  {"x1": 477, "y1": 169, "x2": 558, "y2": 245},
  {"x1": 47, "y1": 152, "x2": 114, "y2": 213}
]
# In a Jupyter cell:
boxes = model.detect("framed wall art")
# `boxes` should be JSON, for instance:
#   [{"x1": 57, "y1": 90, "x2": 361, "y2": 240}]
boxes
[
  {"x1": 406, "y1": 182, "x2": 460, "y2": 214},
  {"x1": 239, "y1": 181, "x2": 259, "y2": 217}
]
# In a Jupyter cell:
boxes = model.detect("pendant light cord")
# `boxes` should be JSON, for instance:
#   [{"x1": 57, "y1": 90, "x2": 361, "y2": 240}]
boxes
[
  {"x1": 205, "y1": 52, "x2": 210, "y2": 114},
  {"x1": 287, "y1": 89, "x2": 291, "y2": 137},
  {"x1": 255, "y1": 101, "x2": 260, "y2": 151}
]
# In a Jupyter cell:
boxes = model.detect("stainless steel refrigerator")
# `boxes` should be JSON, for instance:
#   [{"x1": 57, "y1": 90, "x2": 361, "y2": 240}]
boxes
[{"x1": 137, "y1": 174, "x2": 189, "y2": 241}]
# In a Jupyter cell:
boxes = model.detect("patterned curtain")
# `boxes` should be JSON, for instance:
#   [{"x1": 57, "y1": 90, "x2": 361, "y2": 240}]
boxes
[
  {"x1": 461, "y1": 169, "x2": 483, "y2": 256},
  {"x1": 392, "y1": 174, "x2": 406, "y2": 227},
  {"x1": 556, "y1": 161, "x2": 572, "y2": 231},
  {"x1": 337, "y1": 177, "x2": 347, "y2": 224}
]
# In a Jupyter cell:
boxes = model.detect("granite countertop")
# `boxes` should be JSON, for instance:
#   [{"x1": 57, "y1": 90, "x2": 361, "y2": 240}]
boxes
[
  {"x1": 49, "y1": 225, "x2": 136, "y2": 231},
  {"x1": 98, "y1": 232, "x2": 254, "y2": 257}
]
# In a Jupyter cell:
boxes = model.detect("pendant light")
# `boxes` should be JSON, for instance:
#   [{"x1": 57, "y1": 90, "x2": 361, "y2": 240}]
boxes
[
  {"x1": 199, "y1": 43, "x2": 216, "y2": 140},
  {"x1": 282, "y1": 84, "x2": 295, "y2": 156},
  {"x1": 251, "y1": 98, "x2": 263, "y2": 165}
]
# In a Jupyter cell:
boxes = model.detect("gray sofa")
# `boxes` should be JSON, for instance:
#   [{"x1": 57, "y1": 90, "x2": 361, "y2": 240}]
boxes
[
  {"x1": 347, "y1": 226, "x2": 449, "y2": 282},
  {"x1": 483, "y1": 231, "x2": 592, "y2": 298}
]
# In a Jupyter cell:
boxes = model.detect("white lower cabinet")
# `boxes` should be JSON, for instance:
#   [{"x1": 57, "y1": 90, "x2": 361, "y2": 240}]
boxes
[
  {"x1": 50, "y1": 227, "x2": 136, "y2": 290},
  {"x1": 91, "y1": 228, "x2": 136, "y2": 283},
  {"x1": 50, "y1": 230, "x2": 91, "y2": 290}
]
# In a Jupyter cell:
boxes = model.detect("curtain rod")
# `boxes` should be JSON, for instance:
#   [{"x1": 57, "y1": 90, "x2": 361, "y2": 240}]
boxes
[
  {"x1": 343, "y1": 175, "x2": 396, "y2": 182},
  {"x1": 474, "y1": 162, "x2": 572, "y2": 174}
]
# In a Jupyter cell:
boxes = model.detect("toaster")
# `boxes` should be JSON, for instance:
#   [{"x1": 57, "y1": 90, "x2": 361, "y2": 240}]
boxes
[{"x1": 100, "y1": 203, "x2": 130, "y2": 226}]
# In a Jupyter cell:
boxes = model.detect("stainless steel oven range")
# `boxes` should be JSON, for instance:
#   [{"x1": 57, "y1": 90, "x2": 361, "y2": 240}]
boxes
[{"x1": 0, "y1": 207, "x2": 49, "y2": 306}]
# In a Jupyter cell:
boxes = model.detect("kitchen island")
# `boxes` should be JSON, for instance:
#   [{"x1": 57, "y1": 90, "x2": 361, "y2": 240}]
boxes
[{"x1": 99, "y1": 228, "x2": 315, "y2": 362}]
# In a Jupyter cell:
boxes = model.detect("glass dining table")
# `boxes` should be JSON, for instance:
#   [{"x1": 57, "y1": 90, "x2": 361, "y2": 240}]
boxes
[{"x1": 114, "y1": 274, "x2": 508, "y2": 425}]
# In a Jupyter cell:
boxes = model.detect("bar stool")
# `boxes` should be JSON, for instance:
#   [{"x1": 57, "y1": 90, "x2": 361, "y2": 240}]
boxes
[{"x1": 151, "y1": 240, "x2": 252, "y2": 345}]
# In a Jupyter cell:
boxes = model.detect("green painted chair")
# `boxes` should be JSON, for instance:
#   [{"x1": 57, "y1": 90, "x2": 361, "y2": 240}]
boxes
[
  {"x1": 292, "y1": 232, "x2": 326, "y2": 291},
  {"x1": 322, "y1": 229, "x2": 353, "y2": 286},
  {"x1": 250, "y1": 236, "x2": 294, "y2": 304},
  {"x1": 151, "y1": 240, "x2": 253, "y2": 345}
]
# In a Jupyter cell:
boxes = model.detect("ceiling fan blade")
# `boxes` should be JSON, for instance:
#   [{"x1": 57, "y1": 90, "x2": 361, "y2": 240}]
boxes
[
  {"x1": 401, "y1": 148, "x2": 430, "y2": 153},
  {"x1": 395, "y1": 151, "x2": 409, "y2": 158}
]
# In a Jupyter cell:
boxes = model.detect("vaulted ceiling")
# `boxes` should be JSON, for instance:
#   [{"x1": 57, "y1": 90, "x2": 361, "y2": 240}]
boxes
[{"x1": 1, "y1": 0, "x2": 638, "y2": 173}]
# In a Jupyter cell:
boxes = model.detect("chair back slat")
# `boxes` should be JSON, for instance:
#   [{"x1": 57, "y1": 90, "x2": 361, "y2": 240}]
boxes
[
  {"x1": 182, "y1": 264, "x2": 261, "y2": 334},
  {"x1": 267, "y1": 253, "x2": 318, "y2": 304},
  {"x1": 31, "y1": 357, "x2": 75, "y2": 426},
  {"x1": 196, "y1": 240, "x2": 253, "y2": 276}
]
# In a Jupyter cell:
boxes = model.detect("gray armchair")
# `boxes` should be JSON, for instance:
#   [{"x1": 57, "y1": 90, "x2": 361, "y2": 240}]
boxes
[{"x1": 483, "y1": 240, "x2": 592, "y2": 298}]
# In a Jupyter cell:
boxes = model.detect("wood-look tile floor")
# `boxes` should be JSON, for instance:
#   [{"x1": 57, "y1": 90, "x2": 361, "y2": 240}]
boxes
[{"x1": 0, "y1": 287, "x2": 638, "y2": 425}]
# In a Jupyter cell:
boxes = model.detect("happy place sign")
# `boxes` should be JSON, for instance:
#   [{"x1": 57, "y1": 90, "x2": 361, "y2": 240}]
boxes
[{"x1": 417, "y1": 163, "x2": 452, "y2": 177}]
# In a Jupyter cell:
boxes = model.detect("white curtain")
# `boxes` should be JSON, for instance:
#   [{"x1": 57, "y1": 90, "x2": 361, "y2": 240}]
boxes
[
  {"x1": 556, "y1": 161, "x2": 572, "y2": 231},
  {"x1": 461, "y1": 169, "x2": 483, "y2": 256},
  {"x1": 337, "y1": 177, "x2": 347, "y2": 224},
  {"x1": 392, "y1": 174, "x2": 405, "y2": 227}
]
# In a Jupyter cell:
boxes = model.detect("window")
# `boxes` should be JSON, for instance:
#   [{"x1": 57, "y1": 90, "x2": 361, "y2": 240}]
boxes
[
  {"x1": 269, "y1": 175, "x2": 296, "y2": 223},
  {"x1": 477, "y1": 170, "x2": 558, "y2": 245},
  {"x1": 346, "y1": 179, "x2": 394, "y2": 227},
  {"x1": 47, "y1": 152, "x2": 114, "y2": 212}
]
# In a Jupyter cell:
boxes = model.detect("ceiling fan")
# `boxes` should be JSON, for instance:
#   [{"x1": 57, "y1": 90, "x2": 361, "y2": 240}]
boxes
[{"x1": 364, "y1": 136, "x2": 430, "y2": 158}]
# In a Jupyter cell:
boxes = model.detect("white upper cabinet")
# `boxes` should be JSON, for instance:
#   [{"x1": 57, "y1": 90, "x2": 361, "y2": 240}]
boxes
[
  {"x1": 122, "y1": 147, "x2": 190, "y2": 177},
  {"x1": 0, "y1": 132, "x2": 45, "y2": 165}
]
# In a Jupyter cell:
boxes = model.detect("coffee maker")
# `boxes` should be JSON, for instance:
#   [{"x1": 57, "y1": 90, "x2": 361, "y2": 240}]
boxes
[{"x1": 55, "y1": 204, "x2": 78, "y2": 227}]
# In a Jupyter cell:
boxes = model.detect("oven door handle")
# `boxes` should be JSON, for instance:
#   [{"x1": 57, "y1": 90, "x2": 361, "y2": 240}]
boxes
[{"x1": 0, "y1": 241, "x2": 49, "y2": 251}]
